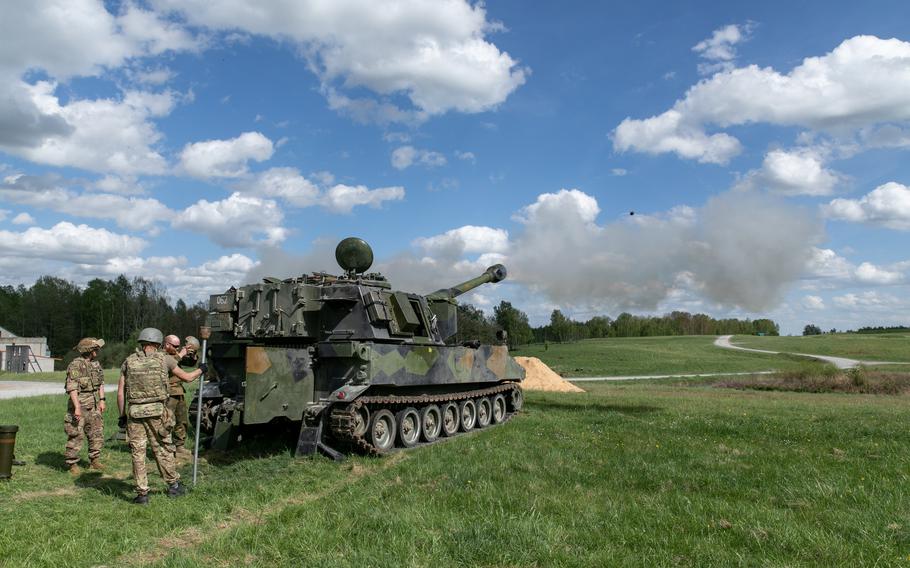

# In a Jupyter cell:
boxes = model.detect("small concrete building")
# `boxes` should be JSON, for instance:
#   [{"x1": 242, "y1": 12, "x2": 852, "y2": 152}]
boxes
[{"x1": 0, "y1": 326, "x2": 54, "y2": 373}]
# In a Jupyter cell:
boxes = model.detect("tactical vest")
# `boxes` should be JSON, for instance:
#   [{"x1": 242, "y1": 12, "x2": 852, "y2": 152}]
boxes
[
  {"x1": 124, "y1": 349, "x2": 168, "y2": 404},
  {"x1": 90, "y1": 361, "x2": 104, "y2": 389},
  {"x1": 68, "y1": 358, "x2": 97, "y2": 393}
]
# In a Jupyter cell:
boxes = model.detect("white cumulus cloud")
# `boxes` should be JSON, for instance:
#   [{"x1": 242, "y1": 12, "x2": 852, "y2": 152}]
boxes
[
  {"x1": 854, "y1": 262, "x2": 903, "y2": 285},
  {"x1": 11, "y1": 212, "x2": 36, "y2": 225},
  {"x1": 76, "y1": 252, "x2": 260, "y2": 302},
  {"x1": 173, "y1": 192, "x2": 287, "y2": 247},
  {"x1": 0, "y1": 83, "x2": 176, "y2": 175},
  {"x1": 0, "y1": 173, "x2": 173, "y2": 232},
  {"x1": 614, "y1": 35, "x2": 910, "y2": 163},
  {"x1": 692, "y1": 23, "x2": 754, "y2": 75},
  {"x1": 802, "y1": 295, "x2": 825, "y2": 310},
  {"x1": 414, "y1": 226, "x2": 510, "y2": 257},
  {"x1": 391, "y1": 146, "x2": 447, "y2": 170},
  {"x1": 152, "y1": 0, "x2": 527, "y2": 122},
  {"x1": 238, "y1": 167, "x2": 405, "y2": 214},
  {"x1": 823, "y1": 182, "x2": 910, "y2": 230},
  {"x1": 0, "y1": 221, "x2": 146, "y2": 263},
  {"x1": 179, "y1": 132, "x2": 274, "y2": 178},
  {"x1": 0, "y1": 0, "x2": 197, "y2": 79},
  {"x1": 323, "y1": 185, "x2": 406, "y2": 214},
  {"x1": 735, "y1": 148, "x2": 845, "y2": 196}
]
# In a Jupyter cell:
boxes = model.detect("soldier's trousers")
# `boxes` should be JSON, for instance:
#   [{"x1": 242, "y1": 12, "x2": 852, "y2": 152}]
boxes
[
  {"x1": 165, "y1": 394, "x2": 188, "y2": 448},
  {"x1": 127, "y1": 408, "x2": 179, "y2": 494},
  {"x1": 64, "y1": 401, "x2": 103, "y2": 466}
]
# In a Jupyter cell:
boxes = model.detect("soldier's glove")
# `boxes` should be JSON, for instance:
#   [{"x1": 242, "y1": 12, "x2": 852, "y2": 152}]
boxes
[
  {"x1": 198, "y1": 363, "x2": 208, "y2": 375},
  {"x1": 118, "y1": 414, "x2": 127, "y2": 429}
]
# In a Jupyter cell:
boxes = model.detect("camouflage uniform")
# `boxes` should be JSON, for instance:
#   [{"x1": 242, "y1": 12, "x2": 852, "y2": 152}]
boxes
[
  {"x1": 164, "y1": 354, "x2": 190, "y2": 450},
  {"x1": 64, "y1": 357, "x2": 105, "y2": 468},
  {"x1": 122, "y1": 349, "x2": 179, "y2": 495}
]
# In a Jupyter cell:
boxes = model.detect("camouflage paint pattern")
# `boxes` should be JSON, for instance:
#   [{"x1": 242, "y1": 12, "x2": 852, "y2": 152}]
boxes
[
  {"x1": 165, "y1": 394, "x2": 189, "y2": 448},
  {"x1": 63, "y1": 407, "x2": 103, "y2": 466},
  {"x1": 243, "y1": 346, "x2": 314, "y2": 424},
  {"x1": 127, "y1": 410, "x2": 179, "y2": 494},
  {"x1": 365, "y1": 343, "x2": 523, "y2": 386},
  {"x1": 64, "y1": 357, "x2": 104, "y2": 466}
]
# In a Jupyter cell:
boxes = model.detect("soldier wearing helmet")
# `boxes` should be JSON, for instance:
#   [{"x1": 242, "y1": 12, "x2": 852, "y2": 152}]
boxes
[
  {"x1": 162, "y1": 334, "x2": 201, "y2": 459},
  {"x1": 64, "y1": 337, "x2": 106, "y2": 474},
  {"x1": 117, "y1": 328, "x2": 205, "y2": 504}
]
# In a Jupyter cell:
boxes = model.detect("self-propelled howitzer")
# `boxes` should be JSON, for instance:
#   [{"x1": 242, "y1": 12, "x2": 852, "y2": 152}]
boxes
[{"x1": 195, "y1": 237, "x2": 524, "y2": 458}]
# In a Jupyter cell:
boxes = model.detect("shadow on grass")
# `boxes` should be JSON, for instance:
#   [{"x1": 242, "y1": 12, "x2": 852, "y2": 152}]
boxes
[
  {"x1": 74, "y1": 471, "x2": 135, "y2": 500},
  {"x1": 36, "y1": 451, "x2": 69, "y2": 472},
  {"x1": 199, "y1": 426, "x2": 300, "y2": 466},
  {"x1": 528, "y1": 400, "x2": 661, "y2": 415}
]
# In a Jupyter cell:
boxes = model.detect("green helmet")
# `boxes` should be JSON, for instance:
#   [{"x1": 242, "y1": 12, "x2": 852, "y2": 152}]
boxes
[
  {"x1": 184, "y1": 336, "x2": 201, "y2": 351},
  {"x1": 138, "y1": 327, "x2": 164, "y2": 345}
]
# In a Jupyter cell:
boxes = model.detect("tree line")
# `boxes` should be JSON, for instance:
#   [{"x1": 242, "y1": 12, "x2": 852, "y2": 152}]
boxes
[
  {"x1": 0, "y1": 276, "x2": 207, "y2": 369},
  {"x1": 804, "y1": 324, "x2": 910, "y2": 335},
  {"x1": 454, "y1": 302, "x2": 779, "y2": 348}
]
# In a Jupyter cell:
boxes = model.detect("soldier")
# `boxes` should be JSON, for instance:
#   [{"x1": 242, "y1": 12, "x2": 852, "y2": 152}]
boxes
[
  {"x1": 181, "y1": 336, "x2": 201, "y2": 367},
  {"x1": 162, "y1": 335, "x2": 202, "y2": 459},
  {"x1": 117, "y1": 328, "x2": 205, "y2": 504},
  {"x1": 64, "y1": 337, "x2": 106, "y2": 474}
]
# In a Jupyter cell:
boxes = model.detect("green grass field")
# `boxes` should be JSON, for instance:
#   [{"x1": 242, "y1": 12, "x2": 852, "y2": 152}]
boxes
[
  {"x1": 514, "y1": 335, "x2": 826, "y2": 377},
  {"x1": 2, "y1": 379, "x2": 909, "y2": 567},
  {"x1": 731, "y1": 333, "x2": 910, "y2": 363}
]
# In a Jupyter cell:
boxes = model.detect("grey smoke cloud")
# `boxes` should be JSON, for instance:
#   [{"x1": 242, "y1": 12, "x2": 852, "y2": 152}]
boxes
[
  {"x1": 509, "y1": 189, "x2": 821, "y2": 312},
  {"x1": 243, "y1": 189, "x2": 821, "y2": 315}
]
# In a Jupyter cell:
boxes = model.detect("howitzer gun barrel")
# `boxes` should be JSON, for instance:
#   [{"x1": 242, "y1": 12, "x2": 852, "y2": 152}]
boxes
[{"x1": 426, "y1": 264, "x2": 507, "y2": 301}]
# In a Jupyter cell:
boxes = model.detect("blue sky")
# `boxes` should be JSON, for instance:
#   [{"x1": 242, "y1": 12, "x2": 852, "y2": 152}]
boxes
[{"x1": 2, "y1": 0, "x2": 910, "y2": 335}]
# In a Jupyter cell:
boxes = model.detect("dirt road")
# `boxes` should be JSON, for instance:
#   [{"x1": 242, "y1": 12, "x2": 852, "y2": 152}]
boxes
[{"x1": 713, "y1": 335, "x2": 898, "y2": 369}]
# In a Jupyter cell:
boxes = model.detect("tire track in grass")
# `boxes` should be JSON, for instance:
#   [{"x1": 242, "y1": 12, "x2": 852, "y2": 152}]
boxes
[{"x1": 113, "y1": 452, "x2": 409, "y2": 566}]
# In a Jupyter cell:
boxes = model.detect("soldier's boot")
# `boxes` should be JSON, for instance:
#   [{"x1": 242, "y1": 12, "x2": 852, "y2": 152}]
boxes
[
  {"x1": 68, "y1": 464, "x2": 82, "y2": 476},
  {"x1": 133, "y1": 493, "x2": 149, "y2": 505},
  {"x1": 167, "y1": 481, "x2": 186, "y2": 498},
  {"x1": 89, "y1": 459, "x2": 105, "y2": 471}
]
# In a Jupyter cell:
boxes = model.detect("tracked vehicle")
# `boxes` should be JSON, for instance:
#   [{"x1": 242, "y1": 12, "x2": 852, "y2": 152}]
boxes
[{"x1": 195, "y1": 237, "x2": 525, "y2": 458}]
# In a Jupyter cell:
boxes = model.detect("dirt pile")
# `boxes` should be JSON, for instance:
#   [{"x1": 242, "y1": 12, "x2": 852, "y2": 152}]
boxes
[{"x1": 514, "y1": 357, "x2": 585, "y2": 393}]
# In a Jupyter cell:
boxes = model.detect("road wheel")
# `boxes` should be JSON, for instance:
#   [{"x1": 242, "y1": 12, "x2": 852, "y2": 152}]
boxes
[
  {"x1": 395, "y1": 407, "x2": 420, "y2": 448},
  {"x1": 441, "y1": 402, "x2": 459, "y2": 437},
  {"x1": 509, "y1": 387, "x2": 524, "y2": 412},
  {"x1": 491, "y1": 394, "x2": 507, "y2": 423},
  {"x1": 420, "y1": 404, "x2": 442, "y2": 443},
  {"x1": 352, "y1": 406, "x2": 370, "y2": 437},
  {"x1": 459, "y1": 399, "x2": 477, "y2": 432},
  {"x1": 368, "y1": 409, "x2": 396, "y2": 453},
  {"x1": 475, "y1": 397, "x2": 492, "y2": 428}
]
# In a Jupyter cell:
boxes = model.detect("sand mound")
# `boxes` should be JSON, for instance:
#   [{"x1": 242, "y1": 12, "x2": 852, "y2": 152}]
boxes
[{"x1": 514, "y1": 357, "x2": 585, "y2": 393}]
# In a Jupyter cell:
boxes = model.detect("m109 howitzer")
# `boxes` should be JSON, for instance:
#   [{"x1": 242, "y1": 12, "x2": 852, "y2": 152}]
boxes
[{"x1": 194, "y1": 237, "x2": 525, "y2": 458}]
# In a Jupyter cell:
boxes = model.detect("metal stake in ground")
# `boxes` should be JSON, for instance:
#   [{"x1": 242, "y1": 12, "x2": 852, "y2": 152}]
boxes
[{"x1": 192, "y1": 326, "x2": 211, "y2": 486}]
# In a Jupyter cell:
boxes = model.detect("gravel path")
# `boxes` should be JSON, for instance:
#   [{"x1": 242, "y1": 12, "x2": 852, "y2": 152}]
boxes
[
  {"x1": 713, "y1": 335, "x2": 899, "y2": 369},
  {"x1": 0, "y1": 381, "x2": 118, "y2": 400}
]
